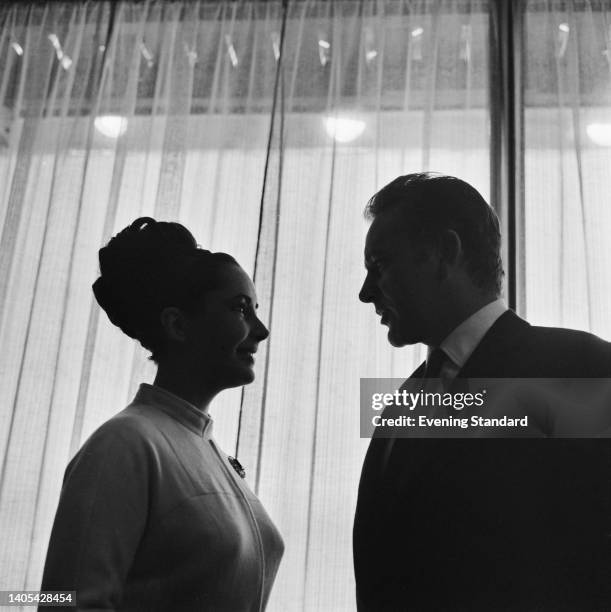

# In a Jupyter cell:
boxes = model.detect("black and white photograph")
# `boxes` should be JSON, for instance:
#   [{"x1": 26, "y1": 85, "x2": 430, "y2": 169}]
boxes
[{"x1": 1, "y1": 0, "x2": 611, "y2": 610}]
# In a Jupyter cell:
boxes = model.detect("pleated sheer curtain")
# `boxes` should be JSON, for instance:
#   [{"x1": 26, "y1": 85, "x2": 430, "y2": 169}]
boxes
[
  {"x1": 0, "y1": 1, "x2": 608, "y2": 610},
  {"x1": 523, "y1": 0, "x2": 611, "y2": 338}
]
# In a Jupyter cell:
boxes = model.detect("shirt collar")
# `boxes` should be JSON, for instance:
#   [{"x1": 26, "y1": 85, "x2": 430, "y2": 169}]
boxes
[
  {"x1": 429, "y1": 298, "x2": 508, "y2": 370},
  {"x1": 132, "y1": 383, "x2": 213, "y2": 437}
]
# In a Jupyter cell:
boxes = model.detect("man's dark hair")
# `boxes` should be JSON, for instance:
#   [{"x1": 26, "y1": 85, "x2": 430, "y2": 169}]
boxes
[{"x1": 364, "y1": 172, "x2": 504, "y2": 296}]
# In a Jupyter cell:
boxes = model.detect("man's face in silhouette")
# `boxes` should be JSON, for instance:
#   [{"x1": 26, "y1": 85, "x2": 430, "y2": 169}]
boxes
[{"x1": 359, "y1": 207, "x2": 439, "y2": 346}]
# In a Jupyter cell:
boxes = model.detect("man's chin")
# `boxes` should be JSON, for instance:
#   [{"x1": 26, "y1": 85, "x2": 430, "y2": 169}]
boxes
[{"x1": 387, "y1": 326, "x2": 419, "y2": 347}]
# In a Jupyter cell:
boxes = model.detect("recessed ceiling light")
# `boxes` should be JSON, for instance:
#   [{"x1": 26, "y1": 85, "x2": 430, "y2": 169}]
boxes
[
  {"x1": 94, "y1": 115, "x2": 128, "y2": 139},
  {"x1": 586, "y1": 123, "x2": 611, "y2": 147},
  {"x1": 324, "y1": 116, "x2": 366, "y2": 143}
]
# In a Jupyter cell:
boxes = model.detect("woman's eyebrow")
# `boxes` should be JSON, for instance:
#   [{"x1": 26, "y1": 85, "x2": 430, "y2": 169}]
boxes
[{"x1": 233, "y1": 293, "x2": 259, "y2": 309}]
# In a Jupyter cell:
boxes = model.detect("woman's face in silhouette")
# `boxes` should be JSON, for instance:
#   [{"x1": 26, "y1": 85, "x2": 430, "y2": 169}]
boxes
[{"x1": 179, "y1": 263, "x2": 269, "y2": 390}]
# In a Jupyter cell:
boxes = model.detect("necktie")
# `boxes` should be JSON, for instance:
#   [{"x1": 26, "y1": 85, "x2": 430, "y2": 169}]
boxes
[{"x1": 424, "y1": 347, "x2": 447, "y2": 379}]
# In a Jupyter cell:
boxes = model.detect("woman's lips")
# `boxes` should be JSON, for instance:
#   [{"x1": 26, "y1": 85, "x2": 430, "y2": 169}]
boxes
[{"x1": 236, "y1": 349, "x2": 255, "y2": 364}]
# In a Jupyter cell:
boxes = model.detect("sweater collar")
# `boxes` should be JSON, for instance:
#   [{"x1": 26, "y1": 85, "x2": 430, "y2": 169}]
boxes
[{"x1": 133, "y1": 383, "x2": 213, "y2": 437}]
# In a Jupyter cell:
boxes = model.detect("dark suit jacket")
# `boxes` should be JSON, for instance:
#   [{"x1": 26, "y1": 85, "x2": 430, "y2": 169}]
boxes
[{"x1": 353, "y1": 311, "x2": 611, "y2": 611}]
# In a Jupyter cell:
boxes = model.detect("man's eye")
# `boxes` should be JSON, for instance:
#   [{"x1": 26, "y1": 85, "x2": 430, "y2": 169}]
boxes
[{"x1": 235, "y1": 304, "x2": 248, "y2": 314}]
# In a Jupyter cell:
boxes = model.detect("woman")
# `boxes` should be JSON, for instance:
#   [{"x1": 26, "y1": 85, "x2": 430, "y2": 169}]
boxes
[{"x1": 40, "y1": 218, "x2": 284, "y2": 611}]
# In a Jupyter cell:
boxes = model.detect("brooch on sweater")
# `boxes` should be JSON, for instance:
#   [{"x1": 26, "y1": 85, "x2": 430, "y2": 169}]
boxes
[{"x1": 228, "y1": 456, "x2": 246, "y2": 478}]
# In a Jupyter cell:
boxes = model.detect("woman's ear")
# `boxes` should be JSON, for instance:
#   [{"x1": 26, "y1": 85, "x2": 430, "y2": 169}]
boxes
[{"x1": 159, "y1": 307, "x2": 188, "y2": 343}]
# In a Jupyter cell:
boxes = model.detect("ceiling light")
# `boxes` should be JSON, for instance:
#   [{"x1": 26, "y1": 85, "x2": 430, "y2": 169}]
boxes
[
  {"x1": 271, "y1": 32, "x2": 280, "y2": 61},
  {"x1": 140, "y1": 42, "x2": 154, "y2": 68},
  {"x1": 94, "y1": 115, "x2": 128, "y2": 139},
  {"x1": 48, "y1": 33, "x2": 61, "y2": 54},
  {"x1": 225, "y1": 35, "x2": 238, "y2": 67},
  {"x1": 586, "y1": 123, "x2": 611, "y2": 146},
  {"x1": 559, "y1": 23, "x2": 570, "y2": 33},
  {"x1": 48, "y1": 33, "x2": 72, "y2": 69},
  {"x1": 324, "y1": 116, "x2": 366, "y2": 143}
]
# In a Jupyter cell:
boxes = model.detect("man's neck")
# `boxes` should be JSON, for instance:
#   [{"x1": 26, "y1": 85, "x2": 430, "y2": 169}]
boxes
[{"x1": 426, "y1": 293, "x2": 499, "y2": 347}]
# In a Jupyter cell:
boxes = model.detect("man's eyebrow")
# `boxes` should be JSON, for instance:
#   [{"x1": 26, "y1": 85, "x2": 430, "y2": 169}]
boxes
[
  {"x1": 364, "y1": 250, "x2": 384, "y2": 264},
  {"x1": 233, "y1": 293, "x2": 259, "y2": 309}
]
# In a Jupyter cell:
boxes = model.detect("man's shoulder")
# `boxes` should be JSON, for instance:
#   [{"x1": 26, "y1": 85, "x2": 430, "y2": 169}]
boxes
[
  {"x1": 528, "y1": 321, "x2": 609, "y2": 344},
  {"x1": 530, "y1": 324, "x2": 611, "y2": 374},
  {"x1": 493, "y1": 314, "x2": 611, "y2": 376},
  {"x1": 524, "y1": 321, "x2": 610, "y2": 355},
  {"x1": 458, "y1": 311, "x2": 611, "y2": 377}
]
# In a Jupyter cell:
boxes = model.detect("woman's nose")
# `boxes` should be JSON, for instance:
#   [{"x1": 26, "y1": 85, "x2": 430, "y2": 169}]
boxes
[{"x1": 253, "y1": 316, "x2": 269, "y2": 341}]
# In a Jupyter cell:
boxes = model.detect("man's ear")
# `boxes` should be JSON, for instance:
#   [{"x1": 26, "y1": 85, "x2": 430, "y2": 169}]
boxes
[
  {"x1": 159, "y1": 307, "x2": 188, "y2": 343},
  {"x1": 440, "y1": 229, "x2": 462, "y2": 265},
  {"x1": 437, "y1": 229, "x2": 463, "y2": 279}
]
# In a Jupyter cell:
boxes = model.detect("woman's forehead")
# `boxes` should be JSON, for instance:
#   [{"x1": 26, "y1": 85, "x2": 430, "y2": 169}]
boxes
[{"x1": 215, "y1": 264, "x2": 256, "y2": 298}]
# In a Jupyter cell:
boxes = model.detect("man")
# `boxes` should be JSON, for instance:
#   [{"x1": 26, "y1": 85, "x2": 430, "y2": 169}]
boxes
[{"x1": 353, "y1": 173, "x2": 611, "y2": 611}]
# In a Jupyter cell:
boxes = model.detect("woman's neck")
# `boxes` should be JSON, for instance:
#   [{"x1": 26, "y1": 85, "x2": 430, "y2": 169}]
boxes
[{"x1": 153, "y1": 364, "x2": 218, "y2": 413}]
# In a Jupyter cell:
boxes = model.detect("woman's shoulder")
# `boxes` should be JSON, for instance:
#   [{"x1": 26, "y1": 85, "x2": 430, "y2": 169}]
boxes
[
  {"x1": 74, "y1": 403, "x2": 170, "y2": 466},
  {"x1": 91, "y1": 404, "x2": 154, "y2": 437}
]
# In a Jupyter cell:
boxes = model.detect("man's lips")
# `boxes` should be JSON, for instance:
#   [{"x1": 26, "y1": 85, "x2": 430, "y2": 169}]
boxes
[{"x1": 375, "y1": 307, "x2": 390, "y2": 325}]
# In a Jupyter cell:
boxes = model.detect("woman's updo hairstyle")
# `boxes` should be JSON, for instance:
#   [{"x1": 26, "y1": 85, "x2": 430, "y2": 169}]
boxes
[{"x1": 92, "y1": 217, "x2": 238, "y2": 363}]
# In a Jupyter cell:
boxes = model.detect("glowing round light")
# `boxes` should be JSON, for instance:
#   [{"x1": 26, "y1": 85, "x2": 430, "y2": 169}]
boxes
[
  {"x1": 324, "y1": 116, "x2": 366, "y2": 143},
  {"x1": 558, "y1": 23, "x2": 570, "y2": 33},
  {"x1": 586, "y1": 123, "x2": 611, "y2": 147},
  {"x1": 94, "y1": 115, "x2": 128, "y2": 138}
]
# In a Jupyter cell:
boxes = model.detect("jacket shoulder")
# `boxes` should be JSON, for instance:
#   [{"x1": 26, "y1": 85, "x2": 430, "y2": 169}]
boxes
[
  {"x1": 460, "y1": 311, "x2": 611, "y2": 377},
  {"x1": 518, "y1": 323, "x2": 611, "y2": 376}
]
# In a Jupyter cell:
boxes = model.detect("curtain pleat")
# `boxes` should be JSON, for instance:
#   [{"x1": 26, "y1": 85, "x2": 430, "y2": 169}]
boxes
[
  {"x1": 524, "y1": 0, "x2": 611, "y2": 339},
  {"x1": 567, "y1": 0, "x2": 593, "y2": 328}
]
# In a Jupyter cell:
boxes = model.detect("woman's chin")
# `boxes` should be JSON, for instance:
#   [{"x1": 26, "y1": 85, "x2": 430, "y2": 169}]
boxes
[
  {"x1": 230, "y1": 364, "x2": 255, "y2": 386},
  {"x1": 241, "y1": 367, "x2": 255, "y2": 384}
]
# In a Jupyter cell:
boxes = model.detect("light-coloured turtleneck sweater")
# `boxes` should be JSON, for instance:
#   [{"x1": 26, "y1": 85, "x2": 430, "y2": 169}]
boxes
[{"x1": 40, "y1": 383, "x2": 284, "y2": 611}]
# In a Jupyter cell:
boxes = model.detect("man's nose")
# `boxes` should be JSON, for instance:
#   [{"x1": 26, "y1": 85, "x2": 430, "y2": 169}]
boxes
[{"x1": 359, "y1": 274, "x2": 375, "y2": 303}]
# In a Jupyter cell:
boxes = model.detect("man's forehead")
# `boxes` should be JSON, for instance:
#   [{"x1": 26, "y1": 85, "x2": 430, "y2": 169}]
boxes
[
  {"x1": 365, "y1": 211, "x2": 410, "y2": 255},
  {"x1": 364, "y1": 239, "x2": 387, "y2": 261}
]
